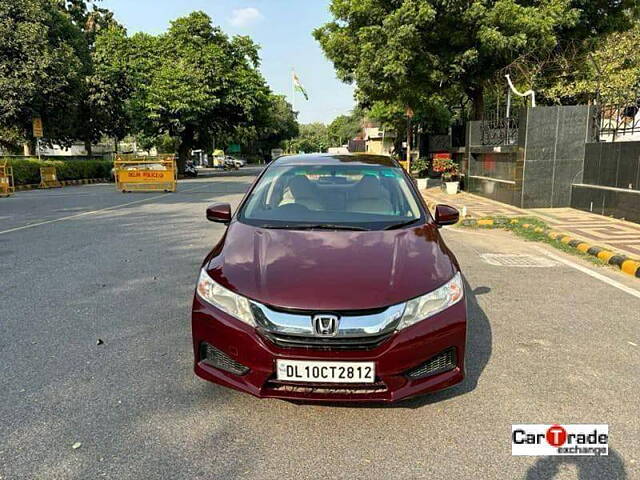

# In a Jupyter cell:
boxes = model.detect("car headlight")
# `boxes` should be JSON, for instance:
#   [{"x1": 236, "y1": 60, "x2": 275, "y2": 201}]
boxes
[
  {"x1": 397, "y1": 272, "x2": 463, "y2": 330},
  {"x1": 196, "y1": 269, "x2": 255, "y2": 326}
]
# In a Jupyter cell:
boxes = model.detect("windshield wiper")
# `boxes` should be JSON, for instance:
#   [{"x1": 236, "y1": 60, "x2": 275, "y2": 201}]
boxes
[
  {"x1": 383, "y1": 218, "x2": 422, "y2": 230},
  {"x1": 260, "y1": 224, "x2": 369, "y2": 231}
]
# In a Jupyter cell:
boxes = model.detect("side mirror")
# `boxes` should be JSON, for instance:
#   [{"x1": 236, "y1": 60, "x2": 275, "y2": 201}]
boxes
[
  {"x1": 434, "y1": 204, "x2": 459, "y2": 227},
  {"x1": 206, "y1": 203, "x2": 232, "y2": 224}
]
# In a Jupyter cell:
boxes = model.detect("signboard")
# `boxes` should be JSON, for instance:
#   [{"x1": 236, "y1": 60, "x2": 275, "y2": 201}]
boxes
[
  {"x1": 228, "y1": 144, "x2": 241, "y2": 154},
  {"x1": 33, "y1": 118, "x2": 43, "y2": 138},
  {"x1": 117, "y1": 170, "x2": 174, "y2": 182}
]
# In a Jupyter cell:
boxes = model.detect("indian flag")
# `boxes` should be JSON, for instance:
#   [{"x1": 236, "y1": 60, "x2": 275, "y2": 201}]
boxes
[{"x1": 292, "y1": 71, "x2": 309, "y2": 101}]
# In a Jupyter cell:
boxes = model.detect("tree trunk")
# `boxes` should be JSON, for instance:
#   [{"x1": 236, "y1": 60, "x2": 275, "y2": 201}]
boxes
[
  {"x1": 177, "y1": 126, "x2": 194, "y2": 173},
  {"x1": 84, "y1": 140, "x2": 93, "y2": 158},
  {"x1": 469, "y1": 86, "x2": 485, "y2": 121}
]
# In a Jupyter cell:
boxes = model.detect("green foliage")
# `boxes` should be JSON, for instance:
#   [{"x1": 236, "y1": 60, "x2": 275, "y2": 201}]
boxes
[
  {"x1": 289, "y1": 123, "x2": 330, "y2": 153},
  {"x1": 154, "y1": 134, "x2": 180, "y2": 154},
  {"x1": 315, "y1": 0, "x2": 638, "y2": 119},
  {"x1": 7, "y1": 157, "x2": 113, "y2": 185},
  {"x1": 0, "y1": 0, "x2": 88, "y2": 146},
  {"x1": 84, "y1": 24, "x2": 133, "y2": 144},
  {"x1": 328, "y1": 111, "x2": 363, "y2": 145},
  {"x1": 124, "y1": 11, "x2": 276, "y2": 169},
  {"x1": 0, "y1": 4, "x2": 291, "y2": 164},
  {"x1": 432, "y1": 157, "x2": 459, "y2": 181},
  {"x1": 229, "y1": 94, "x2": 299, "y2": 154},
  {"x1": 411, "y1": 157, "x2": 429, "y2": 177},
  {"x1": 536, "y1": 21, "x2": 640, "y2": 104}
]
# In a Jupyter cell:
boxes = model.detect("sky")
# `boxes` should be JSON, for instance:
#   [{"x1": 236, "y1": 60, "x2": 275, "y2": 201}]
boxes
[{"x1": 100, "y1": 0, "x2": 356, "y2": 125}]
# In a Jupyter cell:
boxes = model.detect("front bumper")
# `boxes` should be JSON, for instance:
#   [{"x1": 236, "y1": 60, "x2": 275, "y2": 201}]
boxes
[{"x1": 192, "y1": 296, "x2": 467, "y2": 403}]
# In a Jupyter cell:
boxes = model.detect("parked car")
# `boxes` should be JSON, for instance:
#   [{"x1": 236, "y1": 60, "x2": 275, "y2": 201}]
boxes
[
  {"x1": 225, "y1": 156, "x2": 245, "y2": 168},
  {"x1": 192, "y1": 153, "x2": 466, "y2": 403}
]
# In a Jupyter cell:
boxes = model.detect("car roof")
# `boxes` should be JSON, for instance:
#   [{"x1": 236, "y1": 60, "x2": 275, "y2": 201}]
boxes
[{"x1": 273, "y1": 153, "x2": 399, "y2": 168}]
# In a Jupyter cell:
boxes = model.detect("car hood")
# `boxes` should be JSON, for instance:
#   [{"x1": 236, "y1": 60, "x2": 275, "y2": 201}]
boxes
[{"x1": 206, "y1": 222, "x2": 457, "y2": 311}]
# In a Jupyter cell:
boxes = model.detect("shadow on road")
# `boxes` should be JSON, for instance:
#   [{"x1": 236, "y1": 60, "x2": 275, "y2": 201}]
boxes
[{"x1": 525, "y1": 448, "x2": 626, "y2": 480}]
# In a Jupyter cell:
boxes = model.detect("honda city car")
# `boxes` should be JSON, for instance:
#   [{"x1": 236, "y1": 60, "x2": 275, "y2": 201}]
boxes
[{"x1": 192, "y1": 154, "x2": 466, "y2": 402}]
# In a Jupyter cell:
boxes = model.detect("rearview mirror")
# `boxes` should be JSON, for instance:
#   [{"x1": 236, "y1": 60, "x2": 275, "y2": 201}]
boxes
[
  {"x1": 206, "y1": 203, "x2": 232, "y2": 224},
  {"x1": 434, "y1": 204, "x2": 459, "y2": 227}
]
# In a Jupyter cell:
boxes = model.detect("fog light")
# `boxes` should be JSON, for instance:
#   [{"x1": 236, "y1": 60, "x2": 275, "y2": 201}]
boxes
[
  {"x1": 200, "y1": 343, "x2": 249, "y2": 376},
  {"x1": 406, "y1": 348, "x2": 456, "y2": 379}
]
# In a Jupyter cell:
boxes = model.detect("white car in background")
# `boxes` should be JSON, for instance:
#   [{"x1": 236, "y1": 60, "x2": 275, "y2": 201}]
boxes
[{"x1": 225, "y1": 156, "x2": 245, "y2": 168}]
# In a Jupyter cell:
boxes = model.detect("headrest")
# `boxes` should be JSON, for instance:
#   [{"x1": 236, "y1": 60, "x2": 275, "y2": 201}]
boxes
[
  {"x1": 288, "y1": 175, "x2": 314, "y2": 197},
  {"x1": 354, "y1": 175, "x2": 383, "y2": 198}
]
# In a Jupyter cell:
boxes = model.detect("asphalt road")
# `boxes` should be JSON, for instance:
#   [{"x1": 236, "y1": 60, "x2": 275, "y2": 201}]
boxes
[{"x1": 1, "y1": 170, "x2": 638, "y2": 480}]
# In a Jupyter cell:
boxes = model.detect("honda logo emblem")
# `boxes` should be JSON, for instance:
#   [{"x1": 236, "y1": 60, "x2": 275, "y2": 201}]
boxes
[{"x1": 311, "y1": 314, "x2": 340, "y2": 337}]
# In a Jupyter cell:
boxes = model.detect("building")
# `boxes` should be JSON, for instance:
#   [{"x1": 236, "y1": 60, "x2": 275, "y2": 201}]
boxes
[{"x1": 363, "y1": 122, "x2": 396, "y2": 155}]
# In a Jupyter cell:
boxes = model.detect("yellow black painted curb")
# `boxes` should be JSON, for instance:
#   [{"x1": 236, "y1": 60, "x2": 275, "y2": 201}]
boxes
[
  {"x1": 515, "y1": 221, "x2": 640, "y2": 279},
  {"x1": 14, "y1": 178, "x2": 110, "y2": 191},
  {"x1": 461, "y1": 216, "x2": 640, "y2": 279}
]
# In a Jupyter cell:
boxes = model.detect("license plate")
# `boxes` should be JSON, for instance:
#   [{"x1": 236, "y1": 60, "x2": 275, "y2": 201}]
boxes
[{"x1": 276, "y1": 360, "x2": 375, "y2": 384}]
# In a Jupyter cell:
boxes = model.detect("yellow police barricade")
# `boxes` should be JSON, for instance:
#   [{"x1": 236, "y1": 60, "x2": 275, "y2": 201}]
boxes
[
  {"x1": 40, "y1": 166, "x2": 62, "y2": 189},
  {"x1": 0, "y1": 160, "x2": 15, "y2": 197},
  {"x1": 114, "y1": 156, "x2": 177, "y2": 193}
]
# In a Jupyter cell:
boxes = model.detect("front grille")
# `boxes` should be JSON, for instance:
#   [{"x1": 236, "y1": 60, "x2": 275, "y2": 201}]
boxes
[
  {"x1": 266, "y1": 304, "x2": 389, "y2": 317},
  {"x1": 200, "y1": 343, "x2": 249, "y2": 376},
  {"x1": 265, "y1": 378, "x2": 388, "y2": 395},
  {"x1": 406, "y1": 348, "x2": 457, "y2": 379},
  {"x1": 258, "y1": 329, "x2": 393, "y2": 351}
]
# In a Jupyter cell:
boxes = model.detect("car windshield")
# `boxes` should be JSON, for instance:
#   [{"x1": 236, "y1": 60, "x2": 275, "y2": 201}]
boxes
[{"x1": 238, "y1": 164, "x2": 424, "y2": 230}]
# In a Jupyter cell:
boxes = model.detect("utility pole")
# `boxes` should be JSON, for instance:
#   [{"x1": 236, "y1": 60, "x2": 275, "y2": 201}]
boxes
[{"x1": 32, "y1": 117, "x2": 43, "y2": 160}]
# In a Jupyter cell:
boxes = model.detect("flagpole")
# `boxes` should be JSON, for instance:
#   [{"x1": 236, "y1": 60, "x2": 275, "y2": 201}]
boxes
[{"x1": 291, "y1": 68, "x2": 296, "y2": 113}]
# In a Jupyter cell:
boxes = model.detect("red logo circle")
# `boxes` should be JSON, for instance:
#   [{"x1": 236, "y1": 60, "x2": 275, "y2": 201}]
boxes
[{"x1": 546, "y1": 425, "x2": 567, "y2": 447}]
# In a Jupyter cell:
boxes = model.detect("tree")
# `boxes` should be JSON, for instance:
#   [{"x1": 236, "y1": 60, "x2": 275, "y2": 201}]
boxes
[
  {"x1": 86, "y1": 25, "x2": 133, "y2": 151},
  {"x1": 289, "y1": 123, "x2": 330, "y2": 153},
  {"x1": 534, "y1": 21, "x2": 640, "y2": 104},
  {"x1": 314, "y1": 0, "x2": 637, "y2": 120},
  {"x1": 0, "y1": 0, "x2": 87, "y2": 152},
  {"x1": 127, "y1": 12, "x2": 273, "y2": 170},
  {"x1": 328, "y1": 110, "x2": 363, "y2": 146},
  {"x1": 245, "y1": 94, "x2": 299, "y2": 154},
  {"x1": 56, "y1": 0, "x2": 116, "y2": 46},
  {"x1": 55, "y1": 0, "x2": 124, "y2": 155}
]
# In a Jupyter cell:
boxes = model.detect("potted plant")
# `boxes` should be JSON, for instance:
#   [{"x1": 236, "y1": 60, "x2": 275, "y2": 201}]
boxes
[
  {"x1": 433, "y1": 157, "x2": 460, "y2": 195},
  {"x1": 411, "y1": 157, "x2": 430, "y2": 189}
]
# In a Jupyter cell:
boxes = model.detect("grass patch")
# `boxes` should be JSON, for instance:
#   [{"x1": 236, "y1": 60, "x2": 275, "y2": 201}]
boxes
[{"x1": 462, "y1": 216, "x2": 608, "y2": 266}]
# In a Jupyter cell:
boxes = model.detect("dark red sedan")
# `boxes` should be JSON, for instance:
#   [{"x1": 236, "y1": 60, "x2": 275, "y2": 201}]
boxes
[{"x1": 192, "y1": 154, "x2": 466, "y2": 402}]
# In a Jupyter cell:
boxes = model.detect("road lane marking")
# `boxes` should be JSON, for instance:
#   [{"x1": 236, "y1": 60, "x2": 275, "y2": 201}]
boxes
[
  {"x1": 0, "y1": 184, "x2": 209, "y2": 236},
  {"x1": 534, "y1": 246, "x2": 640, "y2": 300}
]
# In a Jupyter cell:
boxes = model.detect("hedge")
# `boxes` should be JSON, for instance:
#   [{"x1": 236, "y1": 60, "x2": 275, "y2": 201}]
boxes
[{"x1": 5, "y1": 158, "x2": 113, "y2": 185}]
